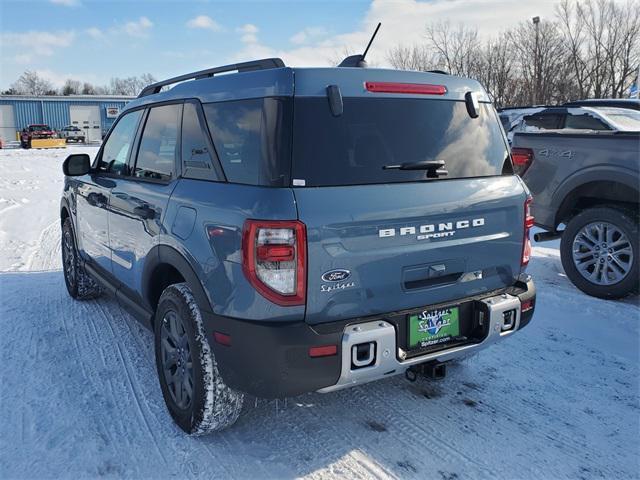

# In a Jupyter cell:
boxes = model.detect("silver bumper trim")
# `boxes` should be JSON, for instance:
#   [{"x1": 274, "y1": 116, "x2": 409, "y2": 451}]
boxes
[{"x1": 318, "y1": 293, "x2": 521, "y2": 393}]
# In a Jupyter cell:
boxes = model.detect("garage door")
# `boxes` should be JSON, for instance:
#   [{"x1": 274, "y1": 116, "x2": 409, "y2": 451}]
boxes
[
  {"x1": 70, "y1": 105, "x2": 101, "y2": 143},
  {"x1": 0, "y1": 105, "x2": 17, "y2": 142}
]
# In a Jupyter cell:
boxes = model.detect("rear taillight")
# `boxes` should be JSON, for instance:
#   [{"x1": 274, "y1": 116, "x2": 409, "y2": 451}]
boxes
[
  {"x1": 511, "y1": 147, "x2": 534, "y2": 176},
  {"x1": 522, "y1": 196, "x2": 534, "y2": 267},
  {"x1": 242, "y1": 220, "x2": 306, "y2": 306},
  {"x1": 365, "y1": 82, "x2": 447, "y2": 95}
]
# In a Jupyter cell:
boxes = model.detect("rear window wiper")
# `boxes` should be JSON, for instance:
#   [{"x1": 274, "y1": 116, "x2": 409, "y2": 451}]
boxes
[{"x1": 383, "y1": 160, "x2": 448, "y2": 178}]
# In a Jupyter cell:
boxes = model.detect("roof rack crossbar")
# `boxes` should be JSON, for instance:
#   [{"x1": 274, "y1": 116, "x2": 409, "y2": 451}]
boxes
[{"x1": 138, "y1": 58, "x2": 286, "y2": 97}]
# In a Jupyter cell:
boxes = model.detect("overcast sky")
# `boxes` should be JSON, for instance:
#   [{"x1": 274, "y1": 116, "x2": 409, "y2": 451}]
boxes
[{"x1": 0, "y1": 0, "x2": 561, "y2": 90}]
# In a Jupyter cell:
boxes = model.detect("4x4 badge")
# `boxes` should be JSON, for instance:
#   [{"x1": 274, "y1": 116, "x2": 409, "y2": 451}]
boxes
[{"x1": 322, "y1": 269, "x2": 351, "y2": 282}]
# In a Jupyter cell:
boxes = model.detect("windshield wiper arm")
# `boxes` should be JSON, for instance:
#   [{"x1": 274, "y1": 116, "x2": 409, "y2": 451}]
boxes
[{"x1": 383, "y1": 160, "x2": 448, "y2": 178}]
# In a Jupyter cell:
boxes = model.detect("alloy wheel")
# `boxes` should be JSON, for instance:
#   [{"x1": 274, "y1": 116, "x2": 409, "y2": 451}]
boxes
[{"x1": 572, "y1": 221, "x2": 634, "y2": 286}]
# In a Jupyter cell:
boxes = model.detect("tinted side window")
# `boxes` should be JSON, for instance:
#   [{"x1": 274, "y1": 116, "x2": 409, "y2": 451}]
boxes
[
  {"x1": 97, "y1": 110, "x2": 143, "y2": 174},
  {"x1": 134, "y1": 104, "x2": 182, "y2": 181},
  {"x1": 203, "y1": 98, "x2": 292, "y2": 187},
  {"x1": 182, "y1": 103, "x2": 214, "y2": 171},
  {"x1": 564, "y1": 113, "x2": 610, "y2": 130},
  {"x1": 522, "y1": 114, "x2": 562, "y2": 130}
]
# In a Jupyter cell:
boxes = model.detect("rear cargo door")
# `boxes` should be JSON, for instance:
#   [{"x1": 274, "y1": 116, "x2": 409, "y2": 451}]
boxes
[{"x1": 291, "y1": 95, "x2": 528, "y2": 325}]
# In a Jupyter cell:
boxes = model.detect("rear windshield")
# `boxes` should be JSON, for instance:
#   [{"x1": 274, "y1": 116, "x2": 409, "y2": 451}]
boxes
[
  {"x1": 591, "y1": 107, "x2": 640, "y2": 131},
  {"x1": 202, "y1": 98, "x2": 292, "y2": 187},
  {"x1": 292, "y1": 98, "x2": 509, "y2": 187}
]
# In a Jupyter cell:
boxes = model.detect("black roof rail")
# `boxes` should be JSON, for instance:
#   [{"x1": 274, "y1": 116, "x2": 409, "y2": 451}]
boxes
[{"x1": 138, "y1": 58, "x2": 286, "y2": 98}]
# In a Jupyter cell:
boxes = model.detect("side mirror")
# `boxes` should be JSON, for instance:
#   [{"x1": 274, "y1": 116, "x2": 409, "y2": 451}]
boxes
[{"x1": 63, "y1": 154, "x2": 91, "y2": 176}]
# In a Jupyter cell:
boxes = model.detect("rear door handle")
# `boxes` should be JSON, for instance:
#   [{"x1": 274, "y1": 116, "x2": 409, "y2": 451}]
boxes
[{"x1": 133, "y1": 205, "x2": 156, "y2": 220}]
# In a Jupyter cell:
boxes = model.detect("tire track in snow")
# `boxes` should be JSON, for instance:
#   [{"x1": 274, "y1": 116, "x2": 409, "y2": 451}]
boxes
[
  {"x1": 100, "y1": 301, "x2": 247, "y2": 479},
  {"x1": 25, "y1": 219, "x2": 61, "y2": 271}
]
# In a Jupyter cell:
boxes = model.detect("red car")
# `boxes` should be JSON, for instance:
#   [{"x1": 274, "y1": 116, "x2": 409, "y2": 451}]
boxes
[{"x1": 20, "y1": 124, "x2": 57, "y2": 148}]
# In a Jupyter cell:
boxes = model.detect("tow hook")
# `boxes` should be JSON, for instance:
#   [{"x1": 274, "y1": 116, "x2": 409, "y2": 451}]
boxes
[{"x1": 405, "y1": 362, "x2": 447, "y2": 382}]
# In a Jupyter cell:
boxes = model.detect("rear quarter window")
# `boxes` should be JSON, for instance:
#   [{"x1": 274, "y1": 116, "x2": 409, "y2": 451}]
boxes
[{"x1": 202, "y1": 98, "x2": 292, "y2": 187}]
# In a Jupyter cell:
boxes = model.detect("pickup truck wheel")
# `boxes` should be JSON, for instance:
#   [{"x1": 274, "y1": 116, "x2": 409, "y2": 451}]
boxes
[
  {"x1": 61, "y1": 217, "x2": 101, "y2": 299},
  {"x1": 561, "y1": 207, "x2": 638, "y2": 299},
  {"x1": 154, "y1": 283, "x2": 243, "y2": 434}
]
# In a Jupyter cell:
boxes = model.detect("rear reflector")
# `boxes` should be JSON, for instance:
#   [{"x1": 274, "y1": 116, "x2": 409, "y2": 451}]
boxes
[
  {"x1": 521, "y1": 299, "x2": 534, "y2": 312},
  {"x1": 365, "y1": 82, "x2": 447, "y2": 95},
  {"x1": 309, "y1": 345, "x2": 338, "y2": 358},
  {"x1": 213, "y1": 331, "x2": 232, "y2": 346}
]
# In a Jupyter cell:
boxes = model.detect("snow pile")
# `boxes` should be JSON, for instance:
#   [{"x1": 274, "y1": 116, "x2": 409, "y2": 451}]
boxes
[{"x1": 0, "y1": 147, "x2": 638, "y2": 479}]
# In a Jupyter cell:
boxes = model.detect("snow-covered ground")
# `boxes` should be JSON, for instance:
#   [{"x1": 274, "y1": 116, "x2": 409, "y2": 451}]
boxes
[{"x1": 0, "y1": 147, "x2": 638, "y2": 479}]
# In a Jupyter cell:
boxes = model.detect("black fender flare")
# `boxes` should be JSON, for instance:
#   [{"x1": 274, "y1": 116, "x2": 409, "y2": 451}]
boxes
[{"x1": 142, "y1": 244, "x2": 214, "y2": 317}]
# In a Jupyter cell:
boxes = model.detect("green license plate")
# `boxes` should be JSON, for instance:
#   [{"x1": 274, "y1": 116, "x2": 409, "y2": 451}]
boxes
[{"x1": 408, "y1": 306, "x2": 460, "y2": 349}]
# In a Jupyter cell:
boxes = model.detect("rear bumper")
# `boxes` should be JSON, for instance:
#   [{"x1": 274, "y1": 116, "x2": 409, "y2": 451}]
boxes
[{"x1": 203, "y1": 274, "x2": 535, "y2": 398}]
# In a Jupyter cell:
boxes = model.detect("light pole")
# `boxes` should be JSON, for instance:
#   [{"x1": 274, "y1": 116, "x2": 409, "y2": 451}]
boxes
[{"x1": 532, "y1": 16, "x2": 540, "y2": 105}]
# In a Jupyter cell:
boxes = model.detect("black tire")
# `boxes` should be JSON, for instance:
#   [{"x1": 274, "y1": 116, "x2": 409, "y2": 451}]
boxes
[
  {"x1": 61, "y1": 217, "x2": 101, "y2": 299},
  {"x1": 560, "y1": 206, "x2": 638, "y2": 299},
  {"x1": 154, "y1": 283, "x2": 243, "y2": 434}
]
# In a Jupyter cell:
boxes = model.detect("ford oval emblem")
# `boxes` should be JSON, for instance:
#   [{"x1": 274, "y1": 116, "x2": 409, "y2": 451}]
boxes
[{"x1": 322, "y1": 269, "x2": 351, "y2": 282}]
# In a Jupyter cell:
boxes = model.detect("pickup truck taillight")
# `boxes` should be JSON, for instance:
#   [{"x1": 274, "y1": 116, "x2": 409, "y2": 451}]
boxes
[
  {"x1": 242, "y1": 220, "x2": 306, "y2": 306},
  {"x1": 522, "y1": 196, "x2": 534, "y2": 267},
  {"x1": 511, "y1": 147, "x2": 534, "y2": 176}
]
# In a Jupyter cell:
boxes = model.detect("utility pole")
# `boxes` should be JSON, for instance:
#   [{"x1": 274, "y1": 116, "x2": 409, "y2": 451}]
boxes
[{"x1": 532, "y1": 16, "x2": 540, "y2": 105}]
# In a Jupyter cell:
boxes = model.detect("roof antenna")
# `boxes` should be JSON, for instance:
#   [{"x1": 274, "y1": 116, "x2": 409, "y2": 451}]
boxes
[{"x1": 338, "y1": 22, "x2": 381, "y2": 68}]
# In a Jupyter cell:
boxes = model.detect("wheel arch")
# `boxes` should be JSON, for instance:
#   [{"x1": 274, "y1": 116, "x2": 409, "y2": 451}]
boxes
[
  {"x1": 142, "y1": 245, "x2": 214, "y2": 326},
  {"x1": 60, "y1": 197, "x2": 71, "y2": 225},
  {"x1": 554, "y1": 174, "x2": 639, "y2": 227}
]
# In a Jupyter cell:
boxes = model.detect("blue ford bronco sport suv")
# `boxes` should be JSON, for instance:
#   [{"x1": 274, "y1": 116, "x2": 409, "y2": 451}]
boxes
[{"x1": 60, "y1": 57, "x2": 536, "y2": 434}]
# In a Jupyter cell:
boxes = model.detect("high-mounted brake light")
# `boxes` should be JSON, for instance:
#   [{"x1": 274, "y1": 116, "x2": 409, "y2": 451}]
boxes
[
  {"x1": 522, "y1": 196, "x2": 534, "y2": 268},
  {"x1": 242, "y1": 220, "x2": 306, "y2": 306},
  {"x1": 365, "y1": 82, "x2": 447, "y2": 95},
  {"x1": 511, "y1": 147, "x2": 534, "y2": 176}
]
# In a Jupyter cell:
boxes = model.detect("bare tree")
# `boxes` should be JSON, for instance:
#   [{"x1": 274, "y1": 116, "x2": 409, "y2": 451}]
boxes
[
  {"x1": 474, "y1": 34, "x2": 519, "y2": 107},
  {"x1": 62, "y1": 79, "x2": 81, "y2": 96},
  {"x1": 557, "y1": 0, "x2": 590, "y2": 98},
  {"x1": 108, "y1": 73, "x2": 157, "y2": 96},
  {"x1": 81, "y1": 82, "x2": 96, "y2": 95},
  {"x1": 10, "y1": 71, "x2": 54, "y2": 96},
  {"x1": 387, "y1": 45, "x2": 434, "y2": 71},
  {"x1": 557, "y1": 0, "x2": 640, "y2": 99},
  {"x1": 426, "y1": 22, "x2": 481, "y2": 77},
  {"x1": 508, "y1": 18, "x2": 570, "y2": 104}
]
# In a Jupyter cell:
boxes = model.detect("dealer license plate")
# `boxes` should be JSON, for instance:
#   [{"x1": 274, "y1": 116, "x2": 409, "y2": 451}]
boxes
[{"x1": 408, "y1": 306, "x2": 460, "y2": 349}]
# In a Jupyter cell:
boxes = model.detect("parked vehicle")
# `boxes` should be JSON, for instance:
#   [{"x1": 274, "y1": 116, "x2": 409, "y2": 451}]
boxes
[
  {"x1": 511, "y1": 105, "x2": 640, "y2": 134},
  {"x1": 20, "y1": 124, "x2": 56, "y2": 148},
  {"x1": 512, "y1": 111, "x2": 639, "y2": 299},
  {"x1": 497, "y1": 106, "x2": 545, "y2": 144},
  {"x1": 564, "y1": 98, "x2": 640, "y2": 111},
  {"x1": 59, "y1": 125, "x2": 86, "y2": 143},
  {"x1": 60, "y1": 57, "x2": 536, "y2": 434}
]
